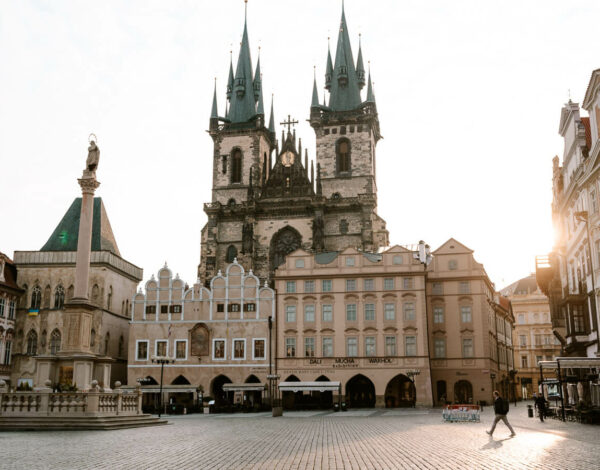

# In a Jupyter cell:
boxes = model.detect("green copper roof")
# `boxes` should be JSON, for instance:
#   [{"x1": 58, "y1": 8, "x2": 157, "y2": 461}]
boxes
[
  {"x1": 328, "y1": 5, "x2": 362, "y2": 111},
  {"x1": 255, "y1": 57, "x2": 264, "y2": 115},
  {"x1": 366, "y1": 71, "x2": 376, "y2": 103},
  {"x1": 226, "y1": 58, "x2": 234, "y2": 101},
  {"x1": 356, "y1": 38, "x2": 365, "y2": 89},
  {"x1": 325, "y1": 44, "x2": 333, "y2": 90},
  {"x1": 268, "y1": 95, "x2": 275, "y2": 132},
  {"x1": 228, "y1": 15, "x2": 257, "y2": 124},
  {"x1": 311, "y1": 75, "x2": 320, "y2": 107},
  {"x1": 41, "y1": 197, "x2": 120, "y2": 256},
  {"x1": 211, "y1": 81, "x2": 219, "y2": 118}
]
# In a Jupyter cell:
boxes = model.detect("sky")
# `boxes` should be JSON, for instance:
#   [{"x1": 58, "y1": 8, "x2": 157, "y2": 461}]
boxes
[{"x1": 1, "y1": 0, "x2": 598, "y2": 290}]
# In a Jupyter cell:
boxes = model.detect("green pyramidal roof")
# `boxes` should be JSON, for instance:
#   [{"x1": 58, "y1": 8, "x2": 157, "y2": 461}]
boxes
[
  {"x1": 41, "y1": 197, "x2": 121, "y2": 256},
  {"x1": 227, "y1": 16, "x2": 257, "y2": 124}
]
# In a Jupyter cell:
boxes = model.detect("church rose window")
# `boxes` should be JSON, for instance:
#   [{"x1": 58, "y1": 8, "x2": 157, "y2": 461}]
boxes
[{"x1": 231, "y1": 149, "x2": 242, "y2": 183}]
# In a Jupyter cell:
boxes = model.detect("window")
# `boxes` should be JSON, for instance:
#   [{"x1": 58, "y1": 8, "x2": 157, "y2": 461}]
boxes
[
  {"x1": 295, "y1": 259, "x2": 305, "y2": 268},
  {"x1": 385, "y1": 336, "x2": 396, "y2": 356},
  {"x1": 572, "y1": 304, "x2": 586, "y2": 333},
  {"x1": 403, "y1": 302, "x2": 415, "y2": 321},
  {"x1": 30, "y1": 285, "x2": 41, "y2": 310},
  {"x1": 448, "y1": 260, "x2": 458, "y2": 270},
  {"x1": 384, "y1": 278, "x2": 394, "y2": 290},
  {"x1": 518, "y1": 314, "x2": 525, "y2": 324},
  {"x1": 3, "y1": 341, "x2": 11, "y2": 365},
  {"x1": 433, "y1": 306, "x2": 444, "y2": 323},
  {"x1": 364, "y1": 279, "x2": 374, "y2": 291},
  {"x1": 170, "y1": 305, "x2": 182, "y2": 314},
  {"x1": 305, "y1": 337, "x2": 315, "y2": 357},
  {"x1": 233, "y1": 339, "x2": 245, "y2": 359},
  {"x1": 365, "y1": 336, "x2": 376, "y2": 356},
  {"x1": 322, "y1": 304, "x2": 333, "y2": 322},
  {"x1": 49, "y1": 329, "x2": 61, "y2": 355},
  {"x1": 26, "y1": 330, "x2": 37, "y2": 355},
  {"x1": 174, "y1": 340, "x2": 187, "y2": 359},
  {"x1": 322, "y1": 337, "x2": 333, "y2": 357},
  {"x1": 434, "y1": 338, "x2": 445, "y2": 358},
  {"x1": 403, "y1": 277, "x2": 414, "y2": 289},
  {"x1": 337, "y1": 138, "x2": 351, "y2": 173},
  {"x1": 0, "y1": 298, "x2": 4, "y2": 317},
  {"x1": 8, "y1": 301, "x2": 15, "y2": 319},
  {"x1": 536, "y1": 355, "x2": 543, "y2": 365},
  {"x1": 393, "y1": 255, "x2": 403, "y2": 265},
  {"x1": 405, "y1": 336, "x2": 416, "y2": 356},
  {"x1": 461, "y1": 306, "x2": 472, "y2": 323},
  {"x1": 365, "y1": 303, "x2": 375, "y2": 321},
  {"x1": 231, "y1": 149, "x2": 242, "y2": 183},
  {"x1": 217, "y1": 303, "x2": 225, "y2": 313},
  {"x1": 346, "y1": 279, "x2": 356, "y2": 291},
  {"x1": 156, "y1": 340, "x2": 168, "y2": 357},
  {"x1": 228, "y1": 303, "x2": 240, "y2": 312},
  {"x1": 384, "y1": 303, "x2": 396, "y2": 321},
  {"x1": 286, "y1": 281, "x2": 296, "y2": 293},
  {"x1": 253, "y1": 339, "x2": 265, "y2": 360},
  {"x1": 244, "y1": 303, "x2": 256, "y2": 312},
  {"x1": 346, "y1": 304, "x2": 357, "y2": 321},
  {"x1": 462, "y1": 338, "x2": 474, "y2": 358},
  {"x1": 54, "y1": 285, "x2": 65, "y2": 309},
  {"x1": 521, "y1": 356, "x2": 528, "y2": 368},
  {"x1": 432, "y1": 282, "x2": 443, "y2": 295},
  {"x1": 285, "y1": 305, "x2": 296, "y2": 322},
  {"x1": 346, "y1": 337, "x2": 358, "y2": 356},
  {"x1": 346, "y1": 257, "x2": 355, "y2": 267},
  {"x1": 136, "y1": 340, "x2": 148, "y2": 361},
  {"x1": 304, "y1": 304, "x2": 315, "y2": 322},
  {"x1": 146, "y1": 305, "x2": 156, "y2": 314},
  {"x1": 226, "y1": 245, "x2": 237, "y2": 263},
  {"x1": 304, "y1": 280, "x2": 315, "y2": 293},
  {"x1": 459, "y1": 281, "x2": 470, "y2": 294},
  {"x1": 213, "y1": 339, "x2": 226, "y2": 359},
  {"x1": 285, "y1": 337, "x2": 296, "y2": 357},
  {"x1": 519, "y1": 335, "x2": 527, "y2": 347},
  {"x1": 221, "y1": 155, "x2": 227, "y2": 174},
  {"x1": 322, "y1": 279, "x2": 332, "y2": 292}
]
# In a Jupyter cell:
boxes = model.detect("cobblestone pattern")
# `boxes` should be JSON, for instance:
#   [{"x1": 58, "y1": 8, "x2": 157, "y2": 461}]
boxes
[{"x1": 1, "y1": 404, "x2": 599, "y2": 469}]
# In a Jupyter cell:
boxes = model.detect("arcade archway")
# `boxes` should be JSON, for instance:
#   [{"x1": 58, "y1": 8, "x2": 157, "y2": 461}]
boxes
[
  {"x1": 384, "y1": 374, "x2": 416, "y2": 408},
  {"x1": 345, "y1": 374, "x2": 376, "y2": 408},
  {"x1": 211, "y1": 374, "x2": 233, "y2": 409},
  {"x1": 454, "y1": 380, "x2": 473, "y2": 404}
]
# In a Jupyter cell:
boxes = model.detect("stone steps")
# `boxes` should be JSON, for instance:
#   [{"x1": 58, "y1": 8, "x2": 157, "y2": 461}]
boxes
[{"x1": 0, "y1": 414, "x2": 169, "y2": 431}]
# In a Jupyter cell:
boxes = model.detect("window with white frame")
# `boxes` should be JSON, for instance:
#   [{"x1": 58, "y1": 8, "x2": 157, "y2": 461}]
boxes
[
  {"x1": 155, "y1": 340, "x2": 168, "y2": 357},
  {"x1": 304, "y1": 304, "x2": 315, "y2": 322},
  {"x1": 521, "y1": 355, "x2": 528, "y2": 368},
  {"x1": 346, "y1": 303, "x2": 357, "y2": 321},
  {"x1": 433, "y1": 306, "x2": 444, "y2": 323},
  {"x1": 384, "y1": 303, "x2": 395, "y2": 321},
  {"x1": 304, "y1": 337, "x2": 315, "y2": 357},
  {"x1": 233, "y1": 339, "x2": 246, "y2": 359},
  {"x1": 136, "y1": 340, "x2": 149, "y2": 361},
  {"x1": 519, "y1": 335, "x2": 527, "y2": 347},
  {"x1": 403, "y1": 277, "x2": 414, "y2": 289},
  {"x1": 286, "y1": 305, "x2": 296, "y2": 322},
  {"x1": 8, "y1": 301, "x2": 15, "y2": 319},
  {"x1": 462, "y1": 338, "x2": 474, "y2": 358},
  {"x1": 385, "y1": 336, "x2": 396, "y2": 356},
  {"x1": 322, "y1": 279, "x2": 332, "y2": 292},
  {"x1": 304, "y1": 280, "x2": 315, "y2": 293},
  {"x1": 434, "y1": 338, "x2": 445, "y2": 358},
  {"x1": 403, "y1": 302, "x2": 416, "y2": 320},
  {"x1": 253, "y1": 339, "x2": 266, "y2": 359},
  {"x1": 346, "y1": 337, "x2": 358, "y2": 356},
  {"x1": 405, "y1": 336, "x2": 416, "y2": 356},
  {"x1": 0, "y1": 298, "x2": 4, "y2": 317},
  {"x1": 365, "y1": 336, "x2": 376, "y2": 356},
  {"x1": 322, "y1": 337, "x2": 333, "y2": 357},
  {"x1": 213, "y1": 339, "x2": 226, "y2": 359},
  {"x1": 322, "y1": 304, "x2": 333, "y2": 322},
  {"x1": 432, "y1": 282, "x2": 443, "y2": 295},
  {"x1": 459, "y1": 281, "x2": 470, "y2": 294},
  {"x1": 365, "y1": 303, "x2": 375, "y2": 321},
  {"x1": 286, "y1": 281, "x2": 296, "y2": 293},
  {"x1": 384, "y1": 278, "x2": 394, "y2": 290},
  {"x1": 285, "y1": 337, "x2": 296, "y2": 357},
  {"x1": 3, "y1": 341, "x2": 11, "y2": 365},
  {"x1": 346, "y1": 279, "x2": 356, "y2": 291},
  {"x1": 364, "y1": 279, "x2": 374, "y2": 291},
  {"x1": 175, "y1": 340, "x2": 187, "y2": 359},
  {"x1": 461, "y1": 306, "x2": 472, "y2": 323}
]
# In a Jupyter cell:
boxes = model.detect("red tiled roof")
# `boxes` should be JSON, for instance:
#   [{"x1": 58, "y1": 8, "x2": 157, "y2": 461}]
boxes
[
  {"x1": 581, "y1": 117, "x2": 592, "y2": 150},
  {"x1": 0, "y1": 252, "x2": 22, "y2": 292}
]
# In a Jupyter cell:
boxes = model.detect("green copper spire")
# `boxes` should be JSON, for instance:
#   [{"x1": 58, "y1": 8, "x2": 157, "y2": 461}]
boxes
[
  {"x1": 328, "y1": 3, "x2": 362, "y2": 111},
  {"x1": 325, "y1": 40, "x2": 333, "y2": 91},
  {"x1": 211, "y1": 79, "x2": 219, "y2": 118},
  {"x1": 356, "y1": 34, "x2": 365, "y2": 90},
  {"x1": 311, "y1": 68, "x2": 320, "y2": 108},
  {"x1": 226, "y1": 54, "x2": 234, "y2": 102},
  {"x1": 366, "y1": 69, "x2": 376, "y2": 103},
  {"x1": 268, "y1": 95, "x2": 275, "y2": 132},
  {"x1": 257, "y1": 82, "x2": 265, "y2": 115},
  {"x1": 229, "y1": 8, "x2": 257, "y2": 123},
  {"x1": 253, "y1": 54, "x2": 262, "y2": 102}
]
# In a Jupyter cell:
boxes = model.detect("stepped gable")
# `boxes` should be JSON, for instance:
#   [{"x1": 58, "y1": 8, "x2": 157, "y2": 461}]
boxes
[{"x1": 40, "y1": 197, "x2": 121, "y2": 256}]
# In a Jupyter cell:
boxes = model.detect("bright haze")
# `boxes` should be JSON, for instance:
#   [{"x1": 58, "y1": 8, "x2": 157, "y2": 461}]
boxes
[{"x1": 1, "y1": 0, "x2": 598, "y2": 289}]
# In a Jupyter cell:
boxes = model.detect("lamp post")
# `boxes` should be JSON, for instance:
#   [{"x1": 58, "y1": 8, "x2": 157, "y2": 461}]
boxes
[
  {"x1": 406, "y1": 369, "x2": 421, "y2": 408},
  {"x1": 490, "y1": 373, "x2": 496, "y2": 403},
  {"x1": 151, "y1": 355, "x2": 174, "y2": 418}
]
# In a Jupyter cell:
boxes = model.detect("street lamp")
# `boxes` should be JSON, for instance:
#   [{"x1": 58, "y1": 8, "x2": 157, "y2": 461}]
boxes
[
  {"x1": 151, "y1": 355, "x2": 174, "y2": 418},
  {"x1": 406, "y1": 369, "x2": 421, "y2": 408},
  {"x1": 490, "y1": 373, "x2": 496, "y2": 403}
]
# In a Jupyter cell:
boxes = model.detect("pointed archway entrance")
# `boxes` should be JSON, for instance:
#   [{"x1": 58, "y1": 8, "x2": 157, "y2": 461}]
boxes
[
  {"x1": 345, "y1": 374, "x2": 376, "y2": 408},
  {"x1": 384, "y1": 374, "x2": 416, "y2": 408}
]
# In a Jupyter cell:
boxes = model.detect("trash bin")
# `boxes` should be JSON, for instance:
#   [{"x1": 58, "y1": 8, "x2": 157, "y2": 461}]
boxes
[
  {"x1": 333, "y1": 403, "x2": 340, "y2": 412},
  {"x1": 341, "y1": 402, "x2": 347, "y2": 412},
  {"x1": 527, "y1": 405, "x2": 533, "y2": 418}
]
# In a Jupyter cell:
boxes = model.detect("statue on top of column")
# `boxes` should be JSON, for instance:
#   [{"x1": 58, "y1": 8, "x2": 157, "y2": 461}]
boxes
[{"x1": 86, "y1": 140, "x2": 100, "y2": 172}]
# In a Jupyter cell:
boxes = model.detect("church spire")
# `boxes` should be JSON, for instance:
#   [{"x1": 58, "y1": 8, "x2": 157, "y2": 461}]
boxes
[
  {"x1": 211, "y1": 79, "x2": 219, "y2": 119},
  {"x1": 325, "y1": 39, "x2": 333, "y2": 91},
  {"x1": 268, "y1": 94, "x2": 275, "y2": 133},
  {"x1": 356, "y1": 34, "x2": 365, "y2": 90},
  {"x1": 253, "y1": 53, "x2": 262, "y2": 102},
  {"x1": 311, "y1": 67, "x2": 320, "y2": 108},
  {"x1": 366, "y1": 67, "x2": 376, "y2": 104},
  {"x1": 226, "y1": 52, "x2": 234, "y2": 102}
]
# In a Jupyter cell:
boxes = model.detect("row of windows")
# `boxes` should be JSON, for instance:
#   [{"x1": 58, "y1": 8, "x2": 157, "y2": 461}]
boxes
[
  {"x1": 516, "y1": 312, "x2": 550, "y2": 324},
  {"x1": 284, "y1": 302, "x2": 420, "y2": 322},
  {"x1": 135, "y1": 338, "x2": 267, "y2": 362},
  {"x1": 432, "y1": 338, "x2": 474, "y2": 358},
  {"x1": 285, "y1": 279, "x2": 470, "y2": 294},
  {"x1": 0, "y1": 298, "x2": 16, "y2": 319},
  {"x1": 295, "y1": 255, "x2": 408, "y2": 269},
  {"x1": 518, "y1": 334, "x2": 558, "y2": 347},
  {"x1": 24, "y1": 283, "x2": 120, "y2": 312},
  {"x1": 520, "y1": 354, "x2": 554, "y2": 368},
  {"x1": 284, "y1": 335, "x2": 416, "y2": 357},
  {"x1": 24, "y1": 329, "x2": 122, "y2": 357}
]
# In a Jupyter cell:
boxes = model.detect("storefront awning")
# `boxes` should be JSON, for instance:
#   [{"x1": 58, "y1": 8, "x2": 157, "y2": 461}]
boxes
[
  {"x1": 539, "y1": 357, "x2": 600, "y2": 369},
  {"x1": 222, "y1": 383, "x2": 266, "y2": 392},
  {"x1": 278, "y1": 381, "x2": 341, "y2": 392}
]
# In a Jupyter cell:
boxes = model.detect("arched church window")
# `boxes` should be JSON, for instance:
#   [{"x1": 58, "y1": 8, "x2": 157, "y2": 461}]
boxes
[
  {"x1": 231, "y1": 149, "x2": 242, "y2": 184},
  {"x1": 336, "y1": 138, "x2": 351, "y2": 173},
  {"x1": 50, "y1": 329, "x2": 61, "y2": 355},
  {"x1": 54, "y1": 285, "x2": 65, "y2": 309},
  {"x1": 44, "y1": 285, "x2": 51, "y2": 308},
  {"x1": 107, "y1": 286, "x2": 113, "y2": 310},
  {"x1": 26, "y1": 330, "x2": 38, "y2": 355},
  {"x1": 30, "y1": 285, "x2": 41, "y2": 310},
  {"x1": 226, "y1": 245, "x2": 238, "y2": 263},
  {"x1": 92, "y1": 284, "x2": 100, "y2": 303},
  {"x1": 270, "y1": 226, "x2": 302, "y2": 271}
]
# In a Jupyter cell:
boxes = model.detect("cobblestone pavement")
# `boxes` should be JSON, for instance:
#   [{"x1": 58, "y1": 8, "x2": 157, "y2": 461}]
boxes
[{"x1": 2, "y1": 402, "x2": 599, "y2": 469}]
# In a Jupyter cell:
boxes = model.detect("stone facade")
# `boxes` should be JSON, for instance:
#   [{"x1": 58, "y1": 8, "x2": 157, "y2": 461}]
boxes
[
  {"x1": 128, "y1": 261, "x2": 275, "y2": 412},
  {"x1": 0, "y1": 253, "x2": 23, "y2": 385}
]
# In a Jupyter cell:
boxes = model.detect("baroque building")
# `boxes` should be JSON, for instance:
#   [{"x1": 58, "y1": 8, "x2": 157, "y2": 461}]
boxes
[
  {"x1": 0, "y1": 253, "x2": 22, "y2": 386},
  {"x1": 198, "y1": 4, "x2": 388, "y2": 286}
]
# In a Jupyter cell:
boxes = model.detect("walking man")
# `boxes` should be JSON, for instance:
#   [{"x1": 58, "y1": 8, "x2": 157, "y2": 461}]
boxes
[
  {"x1": 486, "y1": 391, "x2": 516, "y2": 437},
  {"x1": 533, "y1": 393, "x2": 547, "y2": 422}
]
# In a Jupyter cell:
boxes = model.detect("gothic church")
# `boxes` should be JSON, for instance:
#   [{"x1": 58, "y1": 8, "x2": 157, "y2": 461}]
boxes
[{"x1": 198, "y1": 5, "x2": 389, "y2": 285}]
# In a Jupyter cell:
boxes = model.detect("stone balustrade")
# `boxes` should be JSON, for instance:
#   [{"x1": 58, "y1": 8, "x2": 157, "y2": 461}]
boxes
[{"x1": 0, "y1": 381, "x2": 143, "y2": 417}]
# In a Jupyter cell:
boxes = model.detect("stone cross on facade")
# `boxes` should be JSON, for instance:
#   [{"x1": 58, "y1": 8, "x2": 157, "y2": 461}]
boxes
[{"x1": 280, "y1": 115, "x2": 298, "y2": 133}]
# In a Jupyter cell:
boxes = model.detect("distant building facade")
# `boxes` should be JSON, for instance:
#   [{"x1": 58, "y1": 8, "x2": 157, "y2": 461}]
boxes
[
  {"x1": 129, "y1": 261, "x2": 275, "y2": 411},
  {"x1": 502, "y1": 274, "x2": 561, "y2": 399},
  {"x1": 0, "y1": 253, "x2": 23, "y2": 386}
]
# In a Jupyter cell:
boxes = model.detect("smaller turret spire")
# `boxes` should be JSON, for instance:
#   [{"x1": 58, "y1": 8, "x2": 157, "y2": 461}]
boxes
[
  {"x1": 356, "y1": 34, "x2": 366, "y2": 90},
  {"x1": 268, "y1": 94, "x2": 275, "y2": 133},
  {"x1": 311, "y1": 66, "x2": 320, "y2": 108},
  {"x1": 253, "y1": 51, "x2": 262, "y2": 102},
  {"x1": 226, "y1": 51, "x2": 234, "y2": 102},
  {"x1": 211, "y1": 78, "x2": 219, "y2": 118},
  {"x1": 325, "y1": 38, "x2": 333, "y2": 91},
  {"x1": 366, "y1": 66, "x2": 376, "y2": 103}
]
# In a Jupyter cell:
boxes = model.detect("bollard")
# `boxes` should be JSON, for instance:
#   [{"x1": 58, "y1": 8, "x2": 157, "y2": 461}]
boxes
[{"x1": 527, "y1": 405, "x2": 533, "y2": 418}]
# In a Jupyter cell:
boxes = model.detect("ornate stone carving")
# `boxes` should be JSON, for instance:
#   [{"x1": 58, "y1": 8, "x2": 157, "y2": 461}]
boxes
[
  {"x1": 312, "y1": 215, "x2": 325, "y2": 252},
  {"x1": 190, "y1": 323, "x2": 210, "y2": 356},
  {"x1": 242, "y1": 221, "x2": 254, "y2": 254},
  {"x1": 86, "y1": 141, "x2": 100, "y2": 172},
  {"x1": 270, "y1": 226, "x2": 302, "y2": 270}
]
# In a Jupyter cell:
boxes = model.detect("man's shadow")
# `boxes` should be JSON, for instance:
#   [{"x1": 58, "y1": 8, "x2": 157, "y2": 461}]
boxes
[{"x1": 480, "y1": 436, "x2": 512, "y2": 450}]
